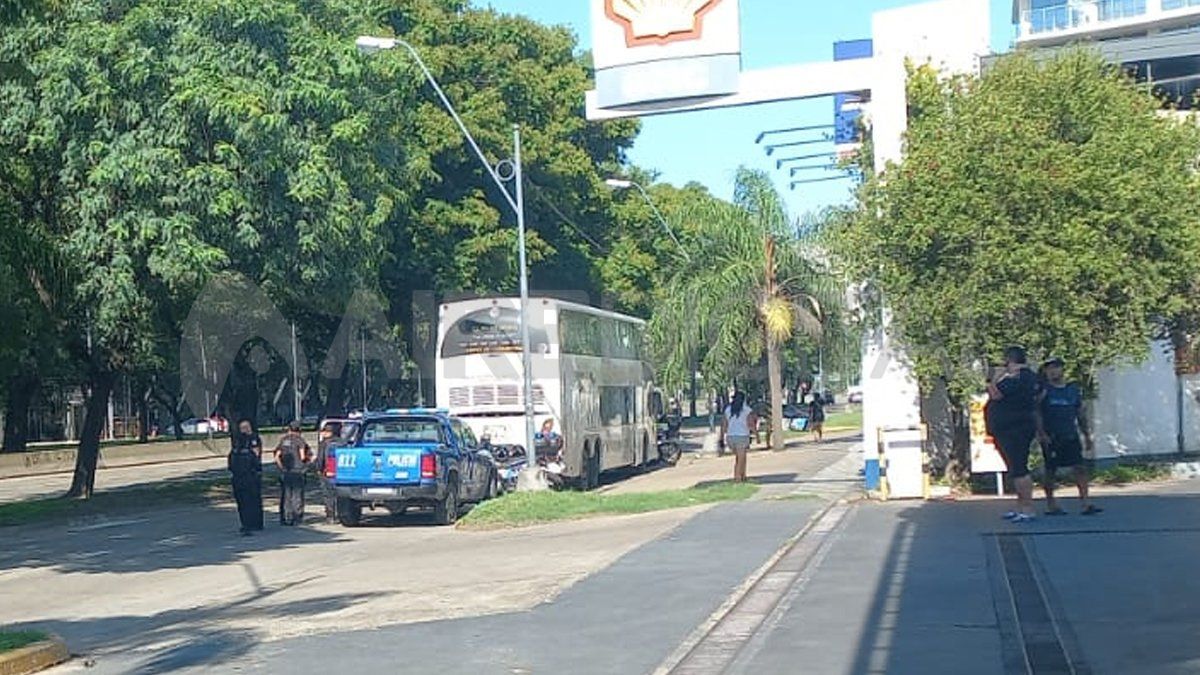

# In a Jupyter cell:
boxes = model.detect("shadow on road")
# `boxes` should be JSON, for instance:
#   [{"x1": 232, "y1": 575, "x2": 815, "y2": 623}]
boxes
[
  {"x1": 7, "y1": 584, "x2": 384, "y2": 673},
  {"x1": 0, "y1": 482, "x2": 349, "y2": 575},
  {"x1": 836, "y1": 488, "x2": 1200, "y2": 674}
]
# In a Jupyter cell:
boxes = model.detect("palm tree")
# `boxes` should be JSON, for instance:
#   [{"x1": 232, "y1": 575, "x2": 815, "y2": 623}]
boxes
[{"x1": 649, "y1": 168, "x2": 841, "y2": 448}]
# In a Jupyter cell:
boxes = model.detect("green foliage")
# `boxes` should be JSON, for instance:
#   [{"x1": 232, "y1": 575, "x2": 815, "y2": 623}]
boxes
[
  {"x1": 1090, "y1": 463, "x2": 1171, "y2": 485},
  {"x1": 831, "y1": 50, "x2": 1200, "y2": 400},
  {"x1": 649, "y1": 168, "x2": 843, "y2": 391},
  {"x1": 0, "y1": 630, "x2": 48, "y2": 652}
]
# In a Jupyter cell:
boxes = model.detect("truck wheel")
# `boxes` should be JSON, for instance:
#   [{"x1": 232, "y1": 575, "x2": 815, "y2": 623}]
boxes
[
  {"x1": 486, "y1": 469, "x2": 500, "y2": 499},
  {"x1": 435, "y1": 477, "x2": 460, "y2": 526},
  {"x1": 336, "y1": 498, "x2": 362, "y2": 527}
]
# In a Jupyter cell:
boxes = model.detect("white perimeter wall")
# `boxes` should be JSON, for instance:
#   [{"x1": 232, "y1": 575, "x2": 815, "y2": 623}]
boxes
[{"x1": 1091, "y1": 340, "x2": 1178, "y2": 459}]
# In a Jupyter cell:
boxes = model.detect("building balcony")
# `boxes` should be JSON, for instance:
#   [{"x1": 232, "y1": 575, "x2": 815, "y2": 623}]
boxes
[{"x1": 1016, "y1": 0, "x2": 1200, "y2": 45}]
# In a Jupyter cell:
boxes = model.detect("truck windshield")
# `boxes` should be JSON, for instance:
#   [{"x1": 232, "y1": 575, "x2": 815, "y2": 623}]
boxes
[{"x1": 361, "y1": 419, "x2": 442, "y2": 444}]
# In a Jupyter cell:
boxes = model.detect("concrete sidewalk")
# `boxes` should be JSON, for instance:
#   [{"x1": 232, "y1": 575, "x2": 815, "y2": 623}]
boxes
[
  {"x1": 718, "y1": 479, "x2": 1200, "y2": 675},
  {"x1": 0, "y1": 433, "x2": 286, "y2": 504}
]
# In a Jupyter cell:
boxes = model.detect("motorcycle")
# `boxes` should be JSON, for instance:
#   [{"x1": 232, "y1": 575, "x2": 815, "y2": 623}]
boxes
[{"x1": 486, "y1": 444, "x2": 527, "y2": 493}]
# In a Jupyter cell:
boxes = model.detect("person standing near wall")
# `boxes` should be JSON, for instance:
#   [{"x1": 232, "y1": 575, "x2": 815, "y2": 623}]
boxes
[
  {"x1": 987, "y1": 346, "x2": 1040, "y2": 523},
  {"x1": 1037, "y1": 357, "x2": 1102, "y2": 516}
]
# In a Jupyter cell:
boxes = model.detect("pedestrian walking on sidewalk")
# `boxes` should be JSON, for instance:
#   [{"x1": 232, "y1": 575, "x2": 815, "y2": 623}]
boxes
[
  {"x1": 275, "y1": 421, "x2": 313, "y2": 526},
  {"x1": 228, "y1": 418, "x2": 264, "y2": 535},
  {"x1": 987, "y1": 346, "x2": 1040, "y2": 523},
  {"x1": 721, "y1": 391, "x2": 757, "y2": 483},
  {"x1": 808, "y1": 396, "x2": 826, "y2": 442},
  {"x1": 1036, "y1": 357, "x2": 1102, "y2": 516}
]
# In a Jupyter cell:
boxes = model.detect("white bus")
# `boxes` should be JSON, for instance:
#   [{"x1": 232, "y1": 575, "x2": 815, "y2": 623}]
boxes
[{"x1": 436, "y1": 297, "x2": 662, "y2": 489}]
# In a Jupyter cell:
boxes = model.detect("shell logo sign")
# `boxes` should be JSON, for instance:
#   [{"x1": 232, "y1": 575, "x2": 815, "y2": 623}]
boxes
[
  {"x1": 605, "y1": 0, "x2": 723, "y2": 47},
  {"x1": 590, "y1": 0, "x2": 740, "y2": 110}
]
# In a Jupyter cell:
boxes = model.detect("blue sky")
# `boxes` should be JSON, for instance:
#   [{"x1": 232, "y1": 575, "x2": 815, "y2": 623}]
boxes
[{"x1": 482, "y1": 1, "x2": 1016, "y2": 217}]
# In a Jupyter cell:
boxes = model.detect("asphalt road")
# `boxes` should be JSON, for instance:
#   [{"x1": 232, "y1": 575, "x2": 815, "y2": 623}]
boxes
[
  {"x1": 6, "y1": 438, "x2": 861, "y2": 675},
  {"x1": 54, "y1": 499, "x2": 830, "y2": 675}
]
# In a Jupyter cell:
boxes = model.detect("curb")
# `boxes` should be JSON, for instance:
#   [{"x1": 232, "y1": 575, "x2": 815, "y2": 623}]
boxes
[
  {"x1": 0, "y1": 636, "x2": 69, "y2": 675},
  {"x1": 652, "y1": 492, "x2": 859, "y2": 675}
]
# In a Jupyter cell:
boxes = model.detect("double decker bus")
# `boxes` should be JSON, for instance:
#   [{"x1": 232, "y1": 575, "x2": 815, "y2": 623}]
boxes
[{"x1": 435, "y1": 297, "x2": 661, "y2": 489}]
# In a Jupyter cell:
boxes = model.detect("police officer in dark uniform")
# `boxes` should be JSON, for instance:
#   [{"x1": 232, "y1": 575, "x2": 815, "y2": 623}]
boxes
[
  {"x1": 274, "y1": 421, "x2": 312, "y2": 526},
  {"x1": 315, "y1": 421, "x2": 342, "y2": 523},
  {"x1": 228, "y1": 418, "x2": 264, "y2": 535}
]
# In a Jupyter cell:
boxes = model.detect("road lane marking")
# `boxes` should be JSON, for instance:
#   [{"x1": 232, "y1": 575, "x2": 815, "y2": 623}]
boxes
[{"x1": 66, "y1": 517, "x2": 149, "y2": 533}]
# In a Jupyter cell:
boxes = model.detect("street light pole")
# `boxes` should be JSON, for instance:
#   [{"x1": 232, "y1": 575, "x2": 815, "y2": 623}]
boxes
[
  {"x1": 357, "y1": 35, "x2": 537, "y2": 478},
  {"x1": 604, "y1": 178, "x2": 690, "y2": 261},
  {"x1": 514, "y1": 125, "x2": 536, "y2": 471}
]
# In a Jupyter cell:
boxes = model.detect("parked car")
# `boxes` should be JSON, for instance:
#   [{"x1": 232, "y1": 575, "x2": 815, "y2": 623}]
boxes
[
  {"x1": 179, "y1": 418, "x2": 214, "y2": 435},
  {"x1": 847, "y1": 387, "x2": 863, "y2": 404},
  {"x1": 326, "y1": 409, "x2": 500, "y2": 526}
]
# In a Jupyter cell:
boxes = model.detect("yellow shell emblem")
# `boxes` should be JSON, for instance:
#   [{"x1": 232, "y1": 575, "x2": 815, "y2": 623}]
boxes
[{"x1": 605, "y1": 0, "x2": 723, "y2": 46}]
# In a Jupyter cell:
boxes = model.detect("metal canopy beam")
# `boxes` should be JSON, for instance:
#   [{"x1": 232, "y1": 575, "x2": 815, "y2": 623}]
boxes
[{"x1": 585, "y1": 59, "x2": 877, "y2": 121}]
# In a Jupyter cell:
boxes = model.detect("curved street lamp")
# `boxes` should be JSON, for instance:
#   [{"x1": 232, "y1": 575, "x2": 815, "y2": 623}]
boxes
[
  {"x1": 356, "y1": 35, "x2": 537, "y2": 479},
  {"x1": 604, "y1": 178, "x2": 691, "y2": 262}
]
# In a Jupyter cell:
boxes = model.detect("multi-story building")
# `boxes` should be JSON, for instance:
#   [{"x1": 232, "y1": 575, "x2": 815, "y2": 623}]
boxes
[{"x1": 1012, "y1": 0, "x2": 1200, "y2": 108}]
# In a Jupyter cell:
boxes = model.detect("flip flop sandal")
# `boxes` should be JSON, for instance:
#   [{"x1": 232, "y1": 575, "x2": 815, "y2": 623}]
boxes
[
  {"x1": 1082, "y1": 505, "x2": 1104, "y2": 515},
  {"x1": 1045, "y1": 508, "x2": 1068, "y2": 516}
]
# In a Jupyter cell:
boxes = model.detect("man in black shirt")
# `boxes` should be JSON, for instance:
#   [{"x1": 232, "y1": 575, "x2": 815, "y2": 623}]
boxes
[
  {"x1": 987, "y1": 346, "x2": 1039, "y2": 522},
  {"x1": 1037, "y1": 357, "x2": 1101, "y2": 515}
]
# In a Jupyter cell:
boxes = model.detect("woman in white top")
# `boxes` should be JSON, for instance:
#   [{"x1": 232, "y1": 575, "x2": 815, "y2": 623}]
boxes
[{"x1": 721, "y1": 391, "x2": 757, "y2": 483}]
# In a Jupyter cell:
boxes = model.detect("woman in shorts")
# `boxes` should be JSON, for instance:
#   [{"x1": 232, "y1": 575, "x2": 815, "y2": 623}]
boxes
[{"x1": 721, "y1": 391, "x2": 757, "y2": 483}]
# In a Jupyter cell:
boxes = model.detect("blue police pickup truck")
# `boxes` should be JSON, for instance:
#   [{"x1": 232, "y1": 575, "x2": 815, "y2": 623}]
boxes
[{"x1": 327, "y1": 410, "x2": 500, "y2": 526}]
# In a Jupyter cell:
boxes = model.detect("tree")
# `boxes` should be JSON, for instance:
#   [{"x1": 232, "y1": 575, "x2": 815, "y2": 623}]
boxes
[
  {"x1": 830, "y1": 50, "x2": 1200, "y2": 472},
  {"x1": 0, "y1": 0, "x2": 406, "y2": 495},
  {"x1": 649, "y1": 168, "x2": 843, "y2": 447}
]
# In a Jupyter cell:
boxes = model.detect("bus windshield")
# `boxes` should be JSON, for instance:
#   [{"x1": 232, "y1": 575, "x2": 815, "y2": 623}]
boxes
[{"x1": 440, "y1": 307, "x2": 549, "y2": 357}]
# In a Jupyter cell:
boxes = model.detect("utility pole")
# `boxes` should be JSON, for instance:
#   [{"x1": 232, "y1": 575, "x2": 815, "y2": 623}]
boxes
[
  {"x1": 361, "y1": 325, "x2": 368, "y2": 413},
  {"x1": 291, "y1": 322, "x2": 301, "y2": 422}
]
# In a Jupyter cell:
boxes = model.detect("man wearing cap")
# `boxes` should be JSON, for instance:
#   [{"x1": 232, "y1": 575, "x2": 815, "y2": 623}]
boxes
[{"x1": 1037, "y1": 357, "x2": 1102, "y2": 515}]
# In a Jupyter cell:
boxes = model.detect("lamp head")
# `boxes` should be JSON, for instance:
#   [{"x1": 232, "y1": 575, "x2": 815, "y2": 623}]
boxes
[
  {"x1": 356, "y1": 36, "x2": 397, "y2": 54},
  {"x1": 604, "y1": 178, "x2": 633, "y2": 189}
]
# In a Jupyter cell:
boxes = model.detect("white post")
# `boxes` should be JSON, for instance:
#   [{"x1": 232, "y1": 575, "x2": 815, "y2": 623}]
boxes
[
  {"x1": 995, "y1": 472, "x2": 1004, "y2": 496},
  {"x1": 514, "y1": 124, "x2": 537, "y2": 467}
]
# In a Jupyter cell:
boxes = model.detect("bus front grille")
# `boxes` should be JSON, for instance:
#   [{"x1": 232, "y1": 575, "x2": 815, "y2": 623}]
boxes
[{"x1": 454, "y1": 384, "x2": 548, "y2": 408}]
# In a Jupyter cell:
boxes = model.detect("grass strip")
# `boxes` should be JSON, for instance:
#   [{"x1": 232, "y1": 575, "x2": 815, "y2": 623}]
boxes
[
  {"x1": 0, "y1": 478, "x2": 230, "y2": 528},
  {"x1": 0, "y1": 630, "x2": 48, "y2": 653},
  {"x1": 459, "y1": 481, "x2": 758, "y2": 530},
  {"x1": 1090, "y1": 463, "x2": 1171, "y2": 486}
]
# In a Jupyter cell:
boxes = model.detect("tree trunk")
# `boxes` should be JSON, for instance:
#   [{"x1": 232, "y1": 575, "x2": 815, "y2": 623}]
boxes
[
  {"x1": 689, "y1": 356, "x2": 698, "y2": 419},
  {"x1": 2, "y1": 371, "x2": 38, "y2": 452},
  {"x1": 136, "y1": 386, "x2": 150, "y2": 443},
  {"x1": 150, "y1": 386, "x2": 185, "y2": 440},
  {"x1": 766, "y1": 337, "x2": 785, "y2": 450},
  {"x1": 66, "y1": 368, "x2": 116, "y2": 499},
  {"x1": 921, "y1": 378, "x2": 971, "y2": 479}
]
